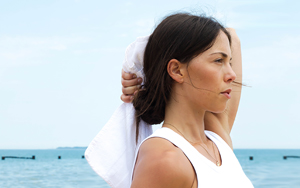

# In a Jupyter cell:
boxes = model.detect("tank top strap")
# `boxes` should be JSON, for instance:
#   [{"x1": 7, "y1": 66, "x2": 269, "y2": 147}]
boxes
[
  {"x1": 147, "y1": 127, "x2": 204, "y2": 164},
  {"x1": 147, "y1": 128, "x2": 226, "y2": 172},
  {"x1": 204, "y1": 130, "x2": 231, "y2": 150}
]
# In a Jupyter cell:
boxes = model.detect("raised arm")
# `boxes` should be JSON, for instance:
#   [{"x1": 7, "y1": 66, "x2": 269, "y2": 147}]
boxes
[
  {"x1": 225, "y1": 28, "x2": 242, "y2": 130},
  {"x1": 203, "y1": 28, "x2": 242, "y2": 148}
]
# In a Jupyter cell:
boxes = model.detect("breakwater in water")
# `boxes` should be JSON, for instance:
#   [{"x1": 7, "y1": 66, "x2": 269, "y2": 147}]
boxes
[{"x1": 0, "y1": 149, "x2": 300, "y2": 187}]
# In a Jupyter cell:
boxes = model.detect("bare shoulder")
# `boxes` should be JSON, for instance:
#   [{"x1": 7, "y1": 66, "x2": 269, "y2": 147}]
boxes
[{"x1": 131, "y1": 137, "x2": 195, "y2": 188}]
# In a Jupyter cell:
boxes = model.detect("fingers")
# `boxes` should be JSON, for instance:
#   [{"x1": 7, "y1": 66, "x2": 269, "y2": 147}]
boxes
[
  {"x1": 122, "y1": 85, "x2": 140, "y2": 95},
  {"x1": 120, "y1": 94, "x2": 134, "y2": 103},
  {"x1": 121, "y1": 69, "x2": 143, "y2": 103},
  {"x1": 122, "y1": 69, "x2": 137, "y2": 80},
  {"x1": 121, "y1": 69, "x2": 143, "y2": 87},
  {"x1": 121, "y1": 77, "x2": 143, "y2": 87},
  {"x1": 120, "y1": 88, "x2": 141, "y2": 103}
]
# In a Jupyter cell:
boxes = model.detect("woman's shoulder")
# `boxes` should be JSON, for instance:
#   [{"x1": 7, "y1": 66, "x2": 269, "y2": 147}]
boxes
[{"x1": 131, "y1": 137, "x2": 195, "y2": 188}]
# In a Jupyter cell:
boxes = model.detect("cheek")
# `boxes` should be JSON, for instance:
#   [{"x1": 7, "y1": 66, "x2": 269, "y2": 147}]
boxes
[
  {"x1": 186, "y1": 64, "x2": 227, "y2": 112},
  {"x1": 189, "y1": 66, "x2": 221, "y2": 92}
]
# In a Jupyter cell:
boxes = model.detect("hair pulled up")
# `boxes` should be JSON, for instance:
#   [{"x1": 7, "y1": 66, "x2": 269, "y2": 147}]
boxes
[{"x1": 132, "y1": 13, "x2": 231, "y2": 142}]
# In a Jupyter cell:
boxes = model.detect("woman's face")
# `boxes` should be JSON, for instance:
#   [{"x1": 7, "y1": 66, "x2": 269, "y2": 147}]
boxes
[{"x1": 183, "y1": 31, "x2": 236, "y2": 113}]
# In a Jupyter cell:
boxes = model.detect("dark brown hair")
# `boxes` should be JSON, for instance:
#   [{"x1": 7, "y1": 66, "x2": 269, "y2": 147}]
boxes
[{"x1": 132, "y1": 13, "x2": 231, "y2": 142}]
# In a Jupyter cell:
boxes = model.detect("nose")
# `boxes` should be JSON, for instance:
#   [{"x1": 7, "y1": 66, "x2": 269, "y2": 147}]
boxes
[{"x1": 224, "y1": 64, "x2": 236, "y2": 83}]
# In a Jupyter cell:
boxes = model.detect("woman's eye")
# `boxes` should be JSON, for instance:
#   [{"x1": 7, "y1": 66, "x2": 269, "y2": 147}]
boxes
[{"x1": 215, "y1": 58, "x2": 223, "y2": 63}]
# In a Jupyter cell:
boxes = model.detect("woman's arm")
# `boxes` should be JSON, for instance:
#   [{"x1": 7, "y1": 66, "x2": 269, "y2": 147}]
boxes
[{"x1": 224, "y1": 28, "x2": 242, "y2": 131}]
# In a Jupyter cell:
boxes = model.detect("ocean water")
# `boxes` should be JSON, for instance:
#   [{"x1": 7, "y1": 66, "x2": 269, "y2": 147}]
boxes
[
  {"x1": 0, "y1": 149, "x2": 299, "y2": 188},
  {"x1": 234, "y1": 149, "x2": 300, "y2": 188}
]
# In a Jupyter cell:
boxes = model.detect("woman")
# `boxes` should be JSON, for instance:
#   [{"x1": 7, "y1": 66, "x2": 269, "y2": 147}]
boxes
[{"x1": 120, "y1": 13, "x2": 253, "y2": 187}]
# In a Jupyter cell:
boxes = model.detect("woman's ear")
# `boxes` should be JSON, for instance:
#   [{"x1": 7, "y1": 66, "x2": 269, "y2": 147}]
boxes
[{"x1": 167, "y1": 59, "x2": 185, "y2": 83}]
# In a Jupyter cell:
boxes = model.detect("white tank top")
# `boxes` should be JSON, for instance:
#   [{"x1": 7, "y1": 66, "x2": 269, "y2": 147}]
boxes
[{"x1": 130, "y1": 127, "x2": 254, "y2": 188}]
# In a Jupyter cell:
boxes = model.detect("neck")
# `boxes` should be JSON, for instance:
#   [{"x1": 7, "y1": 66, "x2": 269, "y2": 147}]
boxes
[{"x1": 163, "y1": 94, "x2": 209, "y2": 144}]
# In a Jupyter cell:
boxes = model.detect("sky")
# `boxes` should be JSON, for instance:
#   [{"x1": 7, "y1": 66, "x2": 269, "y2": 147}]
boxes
[{"x1": 0, "y1": 0, "x2": 299, "y2": 149}]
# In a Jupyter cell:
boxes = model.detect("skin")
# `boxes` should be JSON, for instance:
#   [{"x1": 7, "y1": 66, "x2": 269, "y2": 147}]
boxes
[{"x1": 122, "y1": 28, "x2": 242, "y2": 188}]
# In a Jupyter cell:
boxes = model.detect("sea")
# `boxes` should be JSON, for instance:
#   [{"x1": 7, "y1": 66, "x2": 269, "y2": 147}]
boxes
[{"x1": 0, "y1": 149, "x2": 299, "y2": 188}]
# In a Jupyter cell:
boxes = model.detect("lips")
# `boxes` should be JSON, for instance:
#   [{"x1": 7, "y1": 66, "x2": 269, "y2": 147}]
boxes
[{"x1": 220, "y1": 89, "x2": 232, "y2": 99}]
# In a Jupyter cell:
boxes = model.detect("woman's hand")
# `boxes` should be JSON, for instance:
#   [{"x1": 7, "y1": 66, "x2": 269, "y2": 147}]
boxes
[{"x1": 120, "y1": 69, "x2": 143, "y2": 103}]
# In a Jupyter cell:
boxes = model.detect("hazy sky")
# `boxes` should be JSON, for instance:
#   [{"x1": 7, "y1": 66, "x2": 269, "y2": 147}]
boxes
[{"x1": 1, "y1": 0, "x2": 299, "y2": 149}]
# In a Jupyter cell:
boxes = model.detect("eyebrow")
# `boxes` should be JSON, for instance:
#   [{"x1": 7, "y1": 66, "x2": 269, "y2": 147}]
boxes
[{"x1": 210, "y1": 52, "x2": 232, "y2": 61}]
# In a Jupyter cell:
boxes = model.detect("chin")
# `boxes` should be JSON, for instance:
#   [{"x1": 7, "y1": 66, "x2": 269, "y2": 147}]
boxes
[{"x1": 209, "y1": 105, "x2": 227, "y2": 114}]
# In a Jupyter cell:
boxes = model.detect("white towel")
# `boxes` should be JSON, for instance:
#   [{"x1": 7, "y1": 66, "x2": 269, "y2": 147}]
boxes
[{"x1": 85, "y1": 36, "x2": 152, "y2": 188}]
